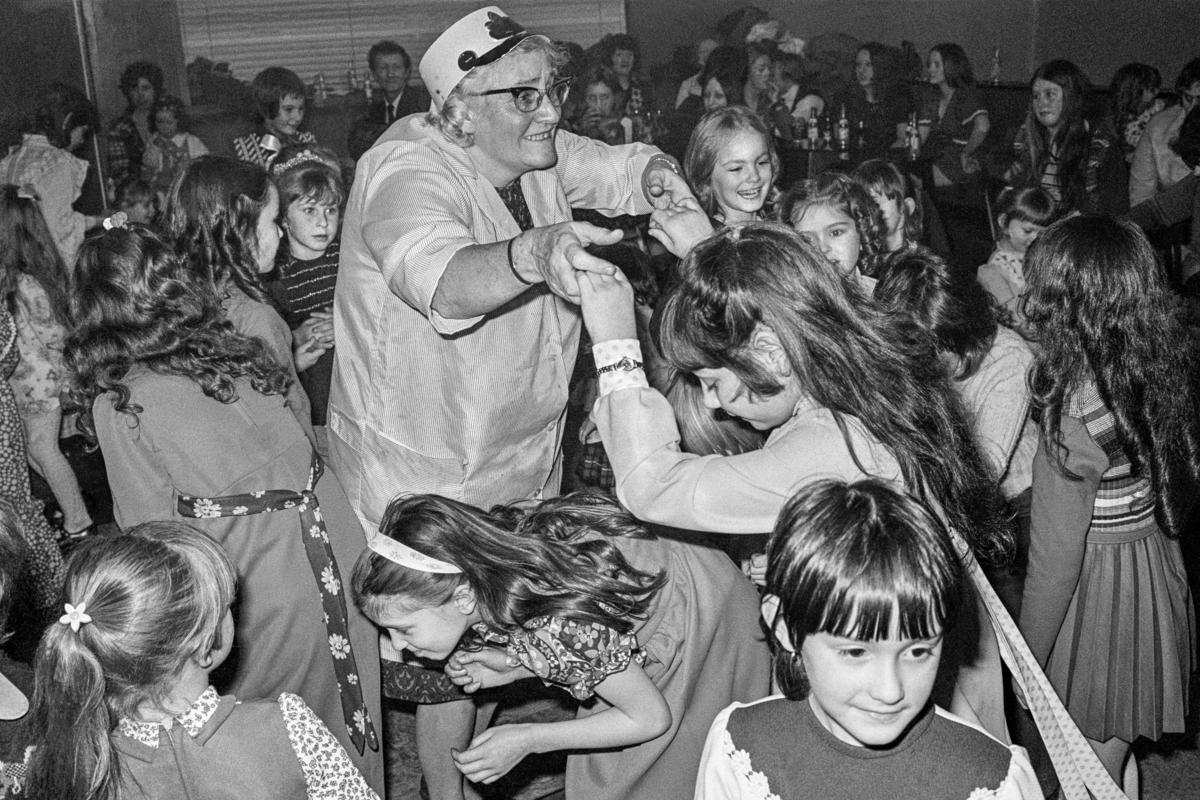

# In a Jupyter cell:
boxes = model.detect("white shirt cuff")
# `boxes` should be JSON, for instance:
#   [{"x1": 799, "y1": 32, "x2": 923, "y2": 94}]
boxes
[{"x1": 592, "y1": 339, "x2": 648, "y2": 395}]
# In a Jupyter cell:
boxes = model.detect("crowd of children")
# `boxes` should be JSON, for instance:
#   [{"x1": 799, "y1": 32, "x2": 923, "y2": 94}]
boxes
[{"x1": 0, "y1": 10, "x2": 1198, "y2": 800}]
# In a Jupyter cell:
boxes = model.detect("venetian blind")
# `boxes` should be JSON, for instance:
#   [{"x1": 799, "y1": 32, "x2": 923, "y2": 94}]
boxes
[{"x1": 178, "y1": 0, "x2": 626, "y2": 92}]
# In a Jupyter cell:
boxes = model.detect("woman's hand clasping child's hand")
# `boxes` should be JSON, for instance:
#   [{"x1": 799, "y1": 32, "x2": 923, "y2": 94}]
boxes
[
  {"x1": 647, "y1": 200, "x2": 714, "y2": 259},
  {"x1": 578, "y1": 270, "x2": 637, "y2": 345},
  {"x1": 452, "y1": 724, "x2": 539, "y2": 784}
]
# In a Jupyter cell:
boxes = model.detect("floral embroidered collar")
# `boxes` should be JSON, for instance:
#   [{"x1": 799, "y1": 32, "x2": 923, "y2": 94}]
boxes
[{"x1": 117, "y1": 686, "x2": 221, "y2": 747}]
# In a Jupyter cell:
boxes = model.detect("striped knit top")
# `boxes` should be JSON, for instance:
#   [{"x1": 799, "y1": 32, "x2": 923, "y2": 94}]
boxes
[{"x1": 1070, "y1": 382, "x2": 1155, "y2": 532}]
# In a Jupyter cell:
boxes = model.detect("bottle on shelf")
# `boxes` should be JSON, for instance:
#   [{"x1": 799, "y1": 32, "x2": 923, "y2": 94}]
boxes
[
  {"x1": 805, "y1": 107, "x2": 819, "y2": 150},
  {"x1": 347, "y1": 64, "x2": 360, "y2": 93},
  {"x1": 855, "y1": 119, "x2": 868, "y2": 151},
  {"x1": 990, "y1": 46, "x2": 1002, "y2": 85},
  {"x1": 905, "y1": 113, "x2": 921, "y2": 160},
  {"x1": 313, "y1": 73, "x2": 328, "y2": 106},
  {"x1": 836, "y1": 105, "x2": 851, "y2": 156},
  {"x1": 821, "y1": 115, "x2": 834, "y2": 150}
]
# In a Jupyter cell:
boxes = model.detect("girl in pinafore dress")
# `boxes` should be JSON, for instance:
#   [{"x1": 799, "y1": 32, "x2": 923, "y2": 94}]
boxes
[
  {"x1": 64, "y1": 223, "x2": 383, "y2": 794},
  {"x1": 352, "y1": 491, "x2": 772, "y2": 800},
  {"x1": 1019, "y1": 216, "x2": 1197, "y2": 790},
  {"x1": 24, "y1": 522, "x2": 378, "y2": 800}
]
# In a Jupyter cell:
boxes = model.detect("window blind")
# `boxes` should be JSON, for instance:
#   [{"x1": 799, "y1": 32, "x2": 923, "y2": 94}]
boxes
[{"x1": 179, "y1": 0, "x2": 626, "y2": 92}]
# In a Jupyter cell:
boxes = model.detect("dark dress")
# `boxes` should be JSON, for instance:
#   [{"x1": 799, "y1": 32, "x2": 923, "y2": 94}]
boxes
[
  {"x1": 919, "y1": 85, "x2": 987, "y2": 185},
  {"x1": 92, "y1": 370, "x2": 383, "y2": 793}
]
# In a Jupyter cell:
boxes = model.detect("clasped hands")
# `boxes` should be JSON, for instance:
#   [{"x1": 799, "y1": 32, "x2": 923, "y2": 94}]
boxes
[
  {"x1": 512, "y1": 161, "x2": 705, "y2": 302},
  {"x1": 444, "y1": 647, "x2": 539, "y2": 785}
]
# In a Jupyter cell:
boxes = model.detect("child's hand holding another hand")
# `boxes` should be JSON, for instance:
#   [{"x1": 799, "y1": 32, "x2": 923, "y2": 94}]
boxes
[{"x1": 578, "y1": 270, "x2": 637, "y2": 345}]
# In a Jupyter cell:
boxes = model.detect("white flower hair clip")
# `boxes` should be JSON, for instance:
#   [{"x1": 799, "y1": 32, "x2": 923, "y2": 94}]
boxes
[
  {"x1": 102, "y1": 211, "x2": 129, "y2": 231},
  {"x1": 59, "y1": 602, "x2": 93, "y2": 632}
]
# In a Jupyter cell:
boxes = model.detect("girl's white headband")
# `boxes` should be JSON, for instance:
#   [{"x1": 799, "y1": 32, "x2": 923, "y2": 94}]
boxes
[{"x1": 367, "y1": 533, "x2": 462, "y2": 574}]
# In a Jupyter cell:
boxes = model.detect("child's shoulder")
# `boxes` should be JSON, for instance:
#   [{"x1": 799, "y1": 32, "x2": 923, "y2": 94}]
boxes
[{"x1": 925, "y1": 706, "x2": 1016, "y2": 774}]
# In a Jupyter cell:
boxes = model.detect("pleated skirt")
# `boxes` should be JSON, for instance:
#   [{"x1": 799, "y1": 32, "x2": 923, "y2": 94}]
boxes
[{"x1": 1046, "y1": 523, "x2": 1195, "y2": 742}]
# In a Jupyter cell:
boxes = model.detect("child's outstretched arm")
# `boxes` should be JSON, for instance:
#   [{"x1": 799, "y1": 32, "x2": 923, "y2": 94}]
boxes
[
  {"x1": 450, "y1": 662, "x2": 671, "y2": 785},
  {"x1": 444, "y1": 646, "x2": 533, "y2": 693},
  {"x1": 279, "y1": 693, "x2": 380, "y2": 799}
]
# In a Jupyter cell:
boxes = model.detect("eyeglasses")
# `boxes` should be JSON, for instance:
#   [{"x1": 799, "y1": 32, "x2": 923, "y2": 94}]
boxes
[{"x1": 471, "y1": 78, "x2": 571, "y2": 113}]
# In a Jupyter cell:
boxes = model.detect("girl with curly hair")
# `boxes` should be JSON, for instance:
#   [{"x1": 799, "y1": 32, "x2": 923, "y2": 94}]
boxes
[
  {"x1": 578, "y1": 222, "x2": 1012, "y2": 738},
  {"x1": 351, "y1": 491, "x2": 769, "y2": 800},
  {"x1": 64, "y1": 223, "x2": 384, "y2": 793},
  {"x1": 165, "y1": 154, "x2": 315, "y2": 440},
  {"x1": 1019, "y1": 217, "x2": 1197, "y2": 788},
  {"x1": 779, "y1": 171, "x2": 888, "y2": 284}
]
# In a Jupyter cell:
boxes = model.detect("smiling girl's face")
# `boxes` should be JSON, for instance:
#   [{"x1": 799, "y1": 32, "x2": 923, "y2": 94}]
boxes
[{"x1": 708, "y1": 129, "x2": 775, "y2": 222}]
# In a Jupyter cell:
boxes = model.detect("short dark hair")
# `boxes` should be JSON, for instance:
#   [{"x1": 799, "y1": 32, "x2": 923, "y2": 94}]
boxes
[
  {"x1": 151, "y1": 95, "x2": 189, "y2": 133},
  {"x1": 1171, "y1": 105, "x2": 1200, "y2": 169},
  {"x1": 119, "y1": 61, "x2": 164, "y2": 95},
  {"x1": 1174, "y1": 56, "x2": 1200, "y2": 94},
  {"x1": 368, "y1": 40, "x2": 410, "y2": 73},
  {"x1": 250, "y1": 67, "x2": 306, "y2": 122}
]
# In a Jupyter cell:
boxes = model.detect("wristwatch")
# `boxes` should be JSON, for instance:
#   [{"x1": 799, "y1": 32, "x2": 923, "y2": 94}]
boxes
[{"x1": 596, "y1": 356, "x2": 643, "y2": 375}]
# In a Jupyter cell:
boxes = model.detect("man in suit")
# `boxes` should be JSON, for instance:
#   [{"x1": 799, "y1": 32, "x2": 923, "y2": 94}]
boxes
[{"x1": 347, "y1": 40, "x2": 432, "y2": 159}]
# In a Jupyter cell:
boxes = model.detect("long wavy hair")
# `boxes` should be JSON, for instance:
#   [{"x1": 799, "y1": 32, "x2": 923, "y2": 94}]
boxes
[
  {"x1": 684, "y1": 106, "x2": 779, "y2": 221},
  {"x1": 778, "y1": 172, "x2": 888, "y2": 278},
  {"x1": 874, "y1": 247, "x2": 997, "y2": 381},
  {"x1": 1012, "y1": 60, "x2": 1091, "y2": 211},
  {"x1": 353, "y1": 492, "x2": 667, "y2": 636},
  {"x1": 25, "y1": 522, "x2": 236, "y2": 800},
  {"x1": 850, "y1": 159, "x2": 924, "y2": 249},
  {"x1": 64, "y1": 225, "x2": 289, "y2": 429},
  {"x1": 1024, "y1": 217, "x2": 1200, "y2": 537},
  {"x1": 766, "y1": 478, "x2": 963, "y2": 699},
  {"x1": 930, "y1": 43, "x2": 975, "y2": 89},
  {"x1": 0, "y1": 184, "x2": 72, "y2": 326},
  {"x1": 655, "y1": 222, "x2": 1008, "y2": 563},
  {"x1": 165, "y1": 155, "x2": 274, "y2": 303}
]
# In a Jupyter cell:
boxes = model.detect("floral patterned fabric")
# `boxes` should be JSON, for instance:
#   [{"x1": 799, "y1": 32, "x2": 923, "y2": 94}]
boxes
[
  {"x1": 1, "y1": 135, "x2": 87, "y2": 266},
  {"x1": 475, "y1": 617, "x2": 645, "y2": 701},
  {"x1": 177, "y1": 454, "x2": 377, "y2": 756},
  {"x1": 8, "y1": 275, "x2": 67, "y2": 416}
]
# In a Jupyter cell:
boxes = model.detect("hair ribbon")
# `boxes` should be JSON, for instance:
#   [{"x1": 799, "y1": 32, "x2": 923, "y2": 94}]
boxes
[
  {"x1": 102, "y1": 211, "x2": 129, "y2": 230},
  {"x1": 16, "y1": 183, "x2": 39, "y2": 201},
  {"x1": 367, "y1": 533, "x2": 462, "y2": 574}
]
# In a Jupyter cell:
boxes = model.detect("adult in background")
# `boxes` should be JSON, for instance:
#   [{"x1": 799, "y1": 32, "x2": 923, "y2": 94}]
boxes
[
  {"x1": 1129, "y1": 57, "x2": 1200, "y2": 206},
  {"x1": 105, "y1": 61, "x2": 162, "y2": 192},
  {"x1": 329, "y1": 7, "x2": 692, "y2": 799},
  {"x1": 348, "y1": 40, "x2": 432, "y2": 160}
]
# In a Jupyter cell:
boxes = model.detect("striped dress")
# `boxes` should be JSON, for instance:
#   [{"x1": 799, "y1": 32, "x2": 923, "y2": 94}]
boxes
[{"x1": 1024, "y1": 382, "x2": 1194, "y2": 742}]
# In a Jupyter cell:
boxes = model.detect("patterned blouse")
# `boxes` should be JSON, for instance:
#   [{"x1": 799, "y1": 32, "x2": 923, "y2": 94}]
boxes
[
  {"x1": 474, "y1": 616, "x2": 646, "y2": 701},
  {"x1": 117, "y1": 687, "x2": 378, "y2": 800},
  {"x1": 8, "y1": 274, "x2": 67, "y2": 417}
]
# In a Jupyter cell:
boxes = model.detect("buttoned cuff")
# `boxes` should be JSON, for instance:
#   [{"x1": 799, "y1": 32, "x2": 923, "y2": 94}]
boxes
[{"x1": 593, "y1": 339, "x2": 648, "y2": 395}]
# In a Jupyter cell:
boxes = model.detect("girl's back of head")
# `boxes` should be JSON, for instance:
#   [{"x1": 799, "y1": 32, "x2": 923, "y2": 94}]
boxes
[
  {"x1": 1024, "y1": 216, "x2": 1200, "y2": 536},
  {"x1": 26, "y1": 522, "x2": 236, "y2": 800},
  {"x1": 0, "y1": 184, "x2": 71, "y2": 325},
  {"x1": 994, "y1": 185, "x2": 1058, "y2": 229},
  {"x1": 874, "y1": 246, "x2": 997, "y2": 381},
  {"x1": 352, "y1": 492, "x2": 665, "y2": 637},
  {"x1": 850, "y1": 159, "x2": 923, "y2": 247},
  {"x1": 766, "y1": 478, "x2": 963, "y2": 699},
  {"x1": 66, "y1": 223, "x2": 288, "y2": 426},
  {"x1": 165, "y1": 155, "x2": 274, "y2": 301}
]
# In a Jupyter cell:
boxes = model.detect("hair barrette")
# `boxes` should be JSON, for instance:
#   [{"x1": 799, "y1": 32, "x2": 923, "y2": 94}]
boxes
[
  {"x1": 16, "y1": 183, "x2": 39, "y2": 201},
  {"x1": 102, "y1": 211, "x2": 129, "y2": 231},
  {"x1": 59, "y1": 602, "x2": 93, "y2": 632},
  {"x1": 367, "y1": 532, "x2": 462, "y2": 574},
  {"x1": 272, "y1": 150, "x2": 329, "y2": 175}
]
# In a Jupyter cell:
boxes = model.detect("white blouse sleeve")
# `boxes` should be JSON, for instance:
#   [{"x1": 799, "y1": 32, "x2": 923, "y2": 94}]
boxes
[
  {"x1": 695, "y1": 705, "x2": 753, "y2": 800},
  {"x1": 278, "y1": 693, "x2": 380, "y2": 800}
]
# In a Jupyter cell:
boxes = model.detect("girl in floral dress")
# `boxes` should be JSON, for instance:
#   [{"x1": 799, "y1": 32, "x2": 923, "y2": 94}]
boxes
[
  {"x1": 352, "y1": 491, "x2": 771, "y2": 800},
  {"x1": 64, "y1": 223, "x2": 383, "y2": 793},
  {"x1": 24, "y1": 521, "x2": 378, "y2": 800}
]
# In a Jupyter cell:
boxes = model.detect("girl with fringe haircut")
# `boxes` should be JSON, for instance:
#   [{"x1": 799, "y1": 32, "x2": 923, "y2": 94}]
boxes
[
  {"x1": 24, "y1": 522, "x2": 378, "y2": 800},
  {"x1": 778, "y1": 171, "x2": 888, "y2": 284},
  {"x1": 579, "y1": 221, "x2": 1011, "y2": 738},
  {"x1": 64, "y1": 223, "x2": 384, "y2": 792},
  {"x1": 1019, "y1": 217, "x2": 1197, "y2": 787},
  {"x1": 696, "y1": 478, "x2": 1039, "y2": 800},
  {"x1": 351, "y1": 491, "x2": 770, "y2": 800},
  {"x1": 165, "y1": 154, "x2": 314, "y2": 439}
]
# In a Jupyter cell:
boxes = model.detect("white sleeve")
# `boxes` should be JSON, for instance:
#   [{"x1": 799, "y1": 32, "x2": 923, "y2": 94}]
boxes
[
  {"x1": 278, "y1": 692, "x2": 380, "y2": 800},
  {"x1": 996, "y1": 745, "x2": 1044, "y2": 800},
  {"x1": 694, "y1": 705, "x2": 747, "y2": 800}
]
